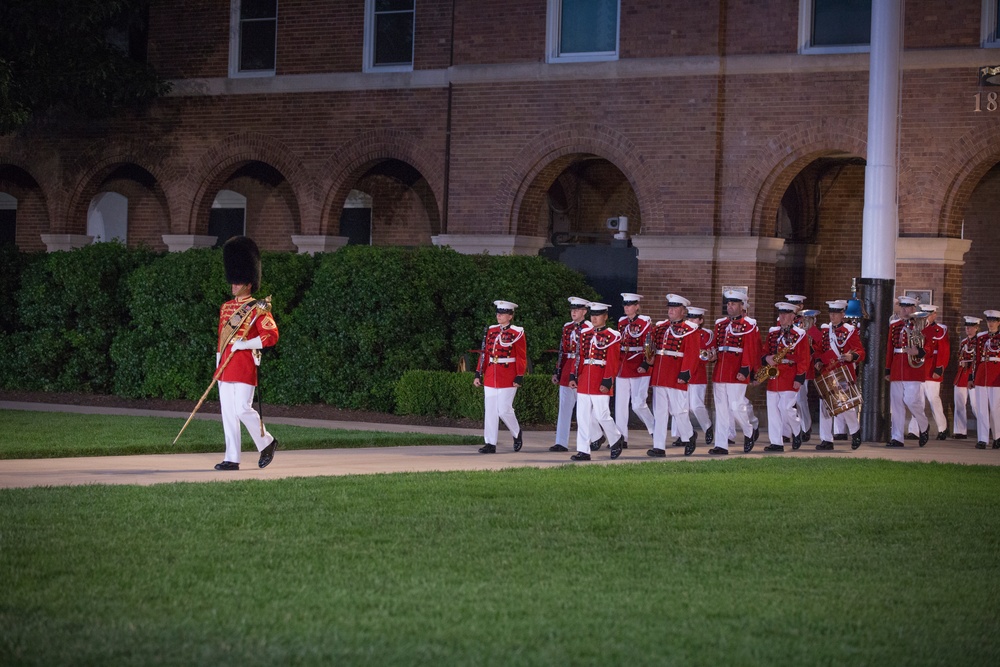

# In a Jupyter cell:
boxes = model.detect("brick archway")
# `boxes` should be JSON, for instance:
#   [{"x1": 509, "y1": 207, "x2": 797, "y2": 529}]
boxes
[
  {"x1": 493, "y1": 123, "x2": 654, "y2": 236},
  {"x1": 317, "y1": 129, "x2": 444, "y2": 236},
  {"x1": 932, "y1": 125, "x2": 1000, "y2": 239}
]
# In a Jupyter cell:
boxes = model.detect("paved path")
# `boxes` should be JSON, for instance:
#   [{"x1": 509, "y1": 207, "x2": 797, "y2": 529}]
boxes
[{"x1": 1, "y1": 401, "x2": 997, "y2": 489}]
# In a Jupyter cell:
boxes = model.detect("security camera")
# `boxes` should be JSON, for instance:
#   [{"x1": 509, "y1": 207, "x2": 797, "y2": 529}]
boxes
[{"x1": 606, "y1": 216, "x2": 628, "y2": 232}]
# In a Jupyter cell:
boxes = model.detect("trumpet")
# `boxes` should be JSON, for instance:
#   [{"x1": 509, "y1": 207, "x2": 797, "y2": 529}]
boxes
[{"x1": 699, "y1": 348, "x2": 716, "y2": 362}]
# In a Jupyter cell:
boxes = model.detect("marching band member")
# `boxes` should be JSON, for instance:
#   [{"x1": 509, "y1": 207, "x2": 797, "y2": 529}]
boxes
[
  {"x1": 973, "y1": 310, "x2": 1000, "y2": 449},
  {"x1": 615, "y1": 293, "x2": 656, "y2": 449},
  {"x1": 642, "y1": 294, "x2": 700, "y2": 457},
  {"x1": 214, "y1": 236, "x2": 280, "y2": 471},
  {"x1": 474, "y1": 300, "x2": 526, "y2": 454},
  {"x1": 550, "y1": 297, "x2": 594, "y2": 452},
  {"x1": 953, "y1": 316, "x2": 980, "y2": 441},
  {"x1": 760, "y1": 303, "x2": 809, "y2": 452},
  {"x1": 569, "y1": 302, "x2": 625, "y2": 461},
  {"x1": 885, "y1": 296, "x2": 931, "y2": 448},
  {"x1": 684, "y1": 306, "x2": 715, "y2": 445},
  {"x1": 814, "y1": 300, "x2": 865, "y2": 450},
  {"x1": 907, "y1": 304, "x2": 950, "y2": 440},
  {"x1": 709, "y1": 289, "x2": 761, "y2": 455},
  {"x1": 786, "y1": 295, "x2": 815, "y2": 442}
]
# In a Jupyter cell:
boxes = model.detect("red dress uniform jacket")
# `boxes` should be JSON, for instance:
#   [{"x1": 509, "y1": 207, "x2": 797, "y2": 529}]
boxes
[
  {"x1": 815, "y1": 322, "x2": 865, "y2": 382},
  {"x1": 973, "y1": 330, "x2": 1000, "y2": 388},
  {"x1": 618, "y1": 315, "x2": 652, "y2": 379},
  {"x1": 476, "y1": 324, "x2": 527, "y2": 389},
  {"x1": 556, "y1": 320, "x2": 593, "y2": 387},
  {"x1": 712, "y1": 316, "x2": 761, "y2": 384},
  {"x1": 922, "y1": 321, "x2": 950, "y2": 381},
  {"x1": 885, "y1": 319, "x2": 933, "y2": 382},
  {"x1": 689, "y1": 327, "x2": 714, "y2": 385},
  {"x1": 803, "y1": 325, "x2": 821, "y2": 381},
  {"x1": 217, "y1": 296, "x2": 279, "y2": 386},
  {"x1": 954, "y1": 334, "x2": 977, "y2": 387},
  {"x1": 762, "y1": 326, "x2": 809, "y2": 392},
  {"x1": 573, "y1": 326, "x2": 621, "y2": 395},
  {"x1": 645, "y1": 319, "x2": 700, "y2": 390}
]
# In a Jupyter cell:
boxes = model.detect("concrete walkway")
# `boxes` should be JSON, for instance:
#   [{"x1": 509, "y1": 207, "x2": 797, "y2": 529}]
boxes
[{"x1": 1, "y1": 401, "x2": 998, "y2": 489}]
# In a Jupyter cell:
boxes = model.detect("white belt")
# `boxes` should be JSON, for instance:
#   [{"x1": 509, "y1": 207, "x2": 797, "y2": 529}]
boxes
[
  {"x1": 893, "y1": 348, "x2": 906, "y2": 353},
  {"x1": 780, "y1": 359, "x2": 795, "y2": 365},
  {"x1": 625, "y1": 346, "x2": 644, "y2": 352},
  {"x1": 655, "y1": 350, "x2": 684, "y2": 357},
  {"x1": 719, "y1": 346, "x2": 743, "y2": 353},
  {"x1": 489, "y1": 357, "x2": 515, "y2": 364},
  {"x1": 583, "y1": 359, "x2": 606, "y2": 366},
  {"x1": 563, "y1": 353, "x2": 577, "y2": 359},
  {"x1": 988, "y1": 357, "x2": 1000, "y2": 363}
]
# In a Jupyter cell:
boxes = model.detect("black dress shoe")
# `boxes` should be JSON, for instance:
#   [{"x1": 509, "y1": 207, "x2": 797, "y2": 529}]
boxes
[
  {"x1": 727, "y1": 439, "x2": 736, "y2": 445},
  {"x1": 751, "y1": 427, "x2": 760, "y2": 444},
  {"x1": 886, "y1": 440, "x2": 904, "y2": 448},
  {"x1": 816, "y1": 441, "x2": 834, "y2": 451},
  {"x1": 671, "y1": 438, "x2": 684, "y2": 447},
  {"x1": 549, "y1": 444, "x2": 569, "y2": 452},
  {"x1": 851, "y1": 431, "x2": 862, "y2": 450},
  {"x1": 684, "y1": 438, "x2": 696, "y2": 456},
  {"x1": 570, "y1": 452, "x2": 591, "y2": 461},
  {"x1": 904, "y1": 433, "x2": 918, "y2": 441},
  {"x1": 478, "y1": 444, "x2": 497, "y2": 454},
  {"x1": 591, "y1": 434, "x2": 606, "y2": 451},
  {"x1": 214, "y1": 461, "x2": 239, "y2": 471},
  {"x1": 610, "y1": 436, "x2": 624, "y2": 459},
  {"x1": 707, "y1": 446, "x2": 729, "y2": 456},
  {"x1": 258, "y1": 439, "x2": 278, "y2": 469},
  {"x1": 801, "y1": 430, "x2": 811, "y2": 442},
  {"x1": 976, "y1": 441, "x2": 987, "y2": 449},
  {"x1": 782, "y1": 436, "x2": 790, "y2": 444},
  {"x1": 833, "y1": 433, "x2": 848, "y2": 441},
  {"x1": 705, "y1": 425, "x2": 714, "y2": 445},
  {"x1": 937, "y1": 429, "x2": 949, "y2": 441},
  {"x1": 743, "y1": 435, "x2": 755, "y2": 453},
  {"x1": 953, "y1": 433, "x2": 967, "y2": 439},
  {"x1": 513, "y1": 431, "x2": 523, "y2": 452},
  {"x1": 918, "y1": 429, "x2": 929, "y2": 447},
  {"x1": 993, "y1": 439, "x2": 1000, "y2": 450},
  {"x1": 621, "y1": 441, "x2": 628, "y2": 449},
  {"x1": 763, "y1": 444, "x2": 784, "y2": 452},
  {"x1": 792, "y1": 432, "x2": 802, "y2": 450},
  {"x1": 646, "y1": 447, "x2": 666, "y2": 457}
]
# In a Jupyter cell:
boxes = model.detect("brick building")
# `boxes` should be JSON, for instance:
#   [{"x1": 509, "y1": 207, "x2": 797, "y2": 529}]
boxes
[{"x1": 2, "y1": 0, "x2": 999, "y2": 333}]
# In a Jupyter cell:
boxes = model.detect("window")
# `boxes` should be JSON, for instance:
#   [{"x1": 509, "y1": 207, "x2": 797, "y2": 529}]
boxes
[
  {"x1": 229, "y1": 0, "x2": 277, "y2": 77},
  {"x1": 87, "y1": 192, "x2": 128, "y2": 244},
  {"x1": 984, "y1": 0, "x2": 1000, "y2": 47},
  {"x1": 547, "y1": 0, "x2": 620, "y2": 63},
  {"x1": 799, "y1": 0, "x2": 871, "y2": 54},
  {"x1": 365, "y1": 0, "x2": 415, "y2": 72}
]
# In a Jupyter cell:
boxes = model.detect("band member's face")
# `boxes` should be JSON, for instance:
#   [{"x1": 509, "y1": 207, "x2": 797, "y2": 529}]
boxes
[
  {"x1": 966, "y1": 324, "x2": 980, "y2": 337},
  {"x1": 590, "y1": 312, "x2": 608, "y2": 328},
  {"x1": 688, "y1": 316, "x2": 704, "y2": 327},
  {"x1": 496, "y1": 312, "x2": 513, "y2": 326},
  {"x1": 900, "y1": 304, "x2": 917, "y2": 319},
  {"x1": 925, "y1": 311, "x2": 936, "y2": 323},
  {"x1": 988, "y1": 318, "x2": 1000, "y2": 333},
  {"x1": 623, "y1": 303, "x2": 640, "y2": 318},
  {"x1": 777, "y1": 312, "x2": 795, "y2": 327},
  {"x1": 668, "y1": 305, "x2": 686, "y2": 322},
  {"x1": 231, "y1": 283, "x2": 251, "y2": 297},
  {"x1": 830, "y1": 312, "x2": 844, "y2": 325},
  {"x1": 726, "y1": 300, "x2": 744, "y2": 317},
  {"x1": 570, "y1": 306, "x2": 588, "y2": 323}
]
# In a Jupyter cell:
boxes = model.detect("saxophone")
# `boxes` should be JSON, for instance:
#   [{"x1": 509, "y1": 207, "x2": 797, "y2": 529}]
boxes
[
  {"x1": 905, "y1": 316, "x2": 927, "y2": 369},
  {"x1": 755, "y1": 336, "x2": 793, "y2": 382}
]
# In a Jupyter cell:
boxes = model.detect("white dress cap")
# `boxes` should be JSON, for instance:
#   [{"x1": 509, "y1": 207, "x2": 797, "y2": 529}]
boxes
[
  {"x1": 826, "y1": 300, "x2": 848, "y2": 310},
  {"x1": 620, "y1": 293, "x2": 642, "y2": 303},
  {"x1": 665, "y1": 294, "x2": 691, "y2": 307},
  {"x1": 919, "y1": 304, "x2": 938, "y2": 312},
  {"x1": 686, "y1": 306, "x2": 707, "y2": 316},
  {"x1": 964, "y1": 316, "x2": 982, "y2": 326},
  {"x1": 588, "y1": 302, "x2": 611, "y2": 313},
  {"x1": 897, "y1": 295, "x2": 919, "y2": 306},
  {"x1": 784, "y1": 294, "x2": 807, "y2": 304},
  {"x1": 985, "y1": 310, "x2": 1000, "y2": 319},
  {"x1": 775, "y1": 302, "x2": 797, "y2": 313},
  {"x1": 493, "y1": 300, "x2": 518, "y2": 312},
  {"x1": 568, "y1": 296, "x2": 591, "y2": 307},
  {"x1": 723, "y1": 289, "x2": 748, "y2": 302}
]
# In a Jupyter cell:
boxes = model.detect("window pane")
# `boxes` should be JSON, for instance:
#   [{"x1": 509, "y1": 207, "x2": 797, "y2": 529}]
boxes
[
  {"x1": 240, "y1": 20, "x2": 276, "y2": 71},
  {"x1": 560, "y1": 0, "x2": 618, "y2": 54},
  {"x1": 374, "y1": 13, "x2": 414, "y2": 65},
  {"x1": 375, "y1": 0, "x2": 414, "y2": 11},
  {"x1": 813, "y1": 0, "x2": 871, "y2": 46},
  {"x1": 242, "y1": 0, "x2": 277, "y2": 21}
]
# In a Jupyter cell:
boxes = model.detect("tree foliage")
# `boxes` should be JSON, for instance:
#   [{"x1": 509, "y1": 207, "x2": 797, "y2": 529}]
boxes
[{"x1": 0, "y1": 0, "x2": 171, "y2": 135}]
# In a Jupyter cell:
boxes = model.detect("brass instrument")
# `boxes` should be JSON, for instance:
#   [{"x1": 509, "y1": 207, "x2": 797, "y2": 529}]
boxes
[
  {"x1": 755, "y1": 338, "x2": 793, "y2": 383},
  {"x1": 643, "y1": 331, "x2": 655, "y2": 365},
  {"x1": 905, "y1": 315, "x2": 928, "y2": 369},
  {"x1": 699, "y1": 348, "x2": 712, "y2": 361}
]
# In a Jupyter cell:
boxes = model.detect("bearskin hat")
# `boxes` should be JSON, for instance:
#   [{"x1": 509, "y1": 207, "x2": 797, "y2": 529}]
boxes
[{"x1": 223, "y1": 236, "x2": 261, "y2": 293}]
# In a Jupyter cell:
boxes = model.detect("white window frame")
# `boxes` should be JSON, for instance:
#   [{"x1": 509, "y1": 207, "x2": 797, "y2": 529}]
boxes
[
  {"x1": 546, "y1": 0, "x2": 620, "y2": 64},
  {"x1": 229, "y1": 0, "x2": 278, "y2": 78},
  {"x1": 364, "y1": 0, "x2": 416, "y2": 73},
  {"x1": 798, "y1": 0, "x2": 871, "y2": 55},
  {"x1": 984, "y1": 0, "x2": 1000, "y2": 47}
]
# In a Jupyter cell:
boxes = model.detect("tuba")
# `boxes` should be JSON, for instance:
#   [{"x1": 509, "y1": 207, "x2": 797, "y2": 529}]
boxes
[{"x1": 905, "y1": 315, "x2": 928, "y2": 368}]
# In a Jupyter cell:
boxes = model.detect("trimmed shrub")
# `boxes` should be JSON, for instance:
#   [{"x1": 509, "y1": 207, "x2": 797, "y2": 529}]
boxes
[{"x1": 395, "y1": 370, "x2": 558, "y2": 425}]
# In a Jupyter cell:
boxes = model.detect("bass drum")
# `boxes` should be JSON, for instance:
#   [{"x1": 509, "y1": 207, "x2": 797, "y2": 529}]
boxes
[{"x1": 815, "y1": 365, "x2": 863, "y2": 416}]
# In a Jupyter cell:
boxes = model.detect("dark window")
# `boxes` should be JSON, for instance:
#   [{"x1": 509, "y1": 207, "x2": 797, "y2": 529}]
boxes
[
  {"x1": 813, "y1": 0, "x2": 871, "y2": 47},
  {"x1": 373, "y1": 0, "x2": 414, "y2": 67},
  {"x1": 339, "y1": 208, "x2": 372, "y2": 246},
  {"x1": 240, "y1": 0, "x2": 277, "y2": 72},
  {"x1": 0, "y1": 210, "x2": 15, "y2": 246},
  {"x1": 560, "y1": 0, "x2": 618, "y2": 55},
  {"x1": 209, "y1": 208, "x2": 246, "y2": 248}
]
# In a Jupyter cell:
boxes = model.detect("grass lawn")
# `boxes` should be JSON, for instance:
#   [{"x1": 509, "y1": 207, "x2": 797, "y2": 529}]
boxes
[
  {"x1": 0, "y1": 410, "x2": 479, "y2": 459},
  {"x1": 1, "y1": 459, "x2": 998, "y2": 665}
]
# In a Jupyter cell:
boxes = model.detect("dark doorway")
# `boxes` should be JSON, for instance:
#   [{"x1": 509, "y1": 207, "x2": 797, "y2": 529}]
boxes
[{"x1": 339, "y1": 208, "x2": 372, "y2": 245}]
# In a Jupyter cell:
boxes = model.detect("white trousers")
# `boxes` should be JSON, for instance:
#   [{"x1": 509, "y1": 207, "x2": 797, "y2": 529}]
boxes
[
  {"x1": 576, "y1": 393, "x2": 622, "y2": 453},
  {"x1": 219, "y1": 381, "x2": 274, "y2": 464},
  {"x1": 555, "y1": 385, "x2": 577, "y2": 447},
  {"x1": 766, "y1": 390, "x2": 800, "y2": 446},
  {"x1": 974, "y1": 386, "x2": 1000, "y2": 443},
  {"x1": 908, "y1": 381, "x2": 947, "y2": 435},
  {"x1": 653, "y1": 386, "x2": 693, "y2": 450},
  {"x1": 890, "y1": 381, "x2": 927, "y2": 442},
  {"x1": 714, "y1": 383, "x2": 755, "y2": 450},
  {"x1": 953, "y1": 385, "x2": 977, "y2": 436},
  {"x1": 819, "y1": 401, "x2": 859, "y2": 442},
  {"x1": 484, "y1": 386, "x2": 520, "y2": 446},
  {"x1": 614, "y1": 375, "x2": 655, "y2": 442},
  {"x1": 686, "y1": 383, "x2": 712, "y2": 432},
  {"x1": 795, "y1": 382, "x2": 812, "y2": 432}
]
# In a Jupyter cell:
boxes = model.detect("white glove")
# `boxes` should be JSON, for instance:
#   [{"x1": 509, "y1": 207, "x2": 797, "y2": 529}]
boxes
[
  {"x1": 216, "y1": 353, "x2": 221, "y2": 368},
  {"x1": 230, "y1": 336, "x2": 263, "y2": 351}
]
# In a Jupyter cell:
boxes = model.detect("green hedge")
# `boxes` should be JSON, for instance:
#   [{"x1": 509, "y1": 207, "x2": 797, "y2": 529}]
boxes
[{"x1": 395, "y1": 370, "x2": 558, "y2": 425}]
